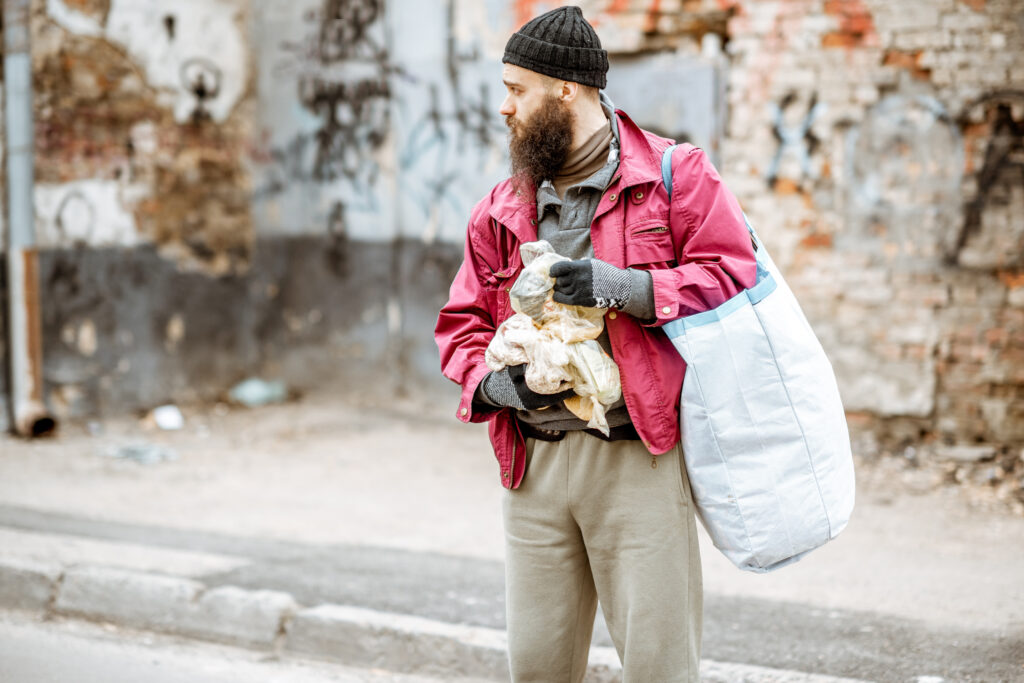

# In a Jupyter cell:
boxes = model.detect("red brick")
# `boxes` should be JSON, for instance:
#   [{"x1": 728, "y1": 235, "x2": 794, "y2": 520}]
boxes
[
  {"x1": 800, "y1": 233, "x2": 833, "y2": 248},
  {"x1": 822, "y1": 32, "x2": 857, "y2": 48}
]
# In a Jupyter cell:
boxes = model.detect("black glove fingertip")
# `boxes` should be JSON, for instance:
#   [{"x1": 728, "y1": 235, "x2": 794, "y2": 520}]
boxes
[
  {"x1": 552, "y1": 291, "x2": 571, "y2": 305},
  {"x1": 548, "y1": 262, "x2": 569, "y2": 278}
]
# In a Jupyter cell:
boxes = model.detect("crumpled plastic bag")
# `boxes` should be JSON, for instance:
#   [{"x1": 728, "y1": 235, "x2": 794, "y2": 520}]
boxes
[
  {"x1": 509, "y1": 241, "x2": 568, "y2": 322},
  {"x1": 486, "y1": 240, "x2": 622, "y2": 435},
  {"x1": 563, "y1": 339, "x2": 622, "y2": 432}
]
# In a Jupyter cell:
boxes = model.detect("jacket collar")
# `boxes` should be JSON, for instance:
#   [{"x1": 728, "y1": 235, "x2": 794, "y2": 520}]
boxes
[
  {"x1": 488, "y1": 179, "x2": 537, "y2": 245},
  {"x1": 488, "y1": 107, "x2": 673, "y2": 235},
  {"x1": 612, "y1": 108, "x2": 672, "y2": 190}
]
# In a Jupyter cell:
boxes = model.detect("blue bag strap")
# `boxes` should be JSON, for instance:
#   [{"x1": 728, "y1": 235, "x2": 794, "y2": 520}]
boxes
[
  {"x1": 661, "y1": 144, "x2": 678, "y2": 201},
  {"x1": 660, "y1": 143, "x2": 760, "y2": 254}
]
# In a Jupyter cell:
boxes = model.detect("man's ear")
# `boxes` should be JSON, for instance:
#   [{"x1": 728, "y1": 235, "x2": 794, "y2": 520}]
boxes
[{"x1": 559, "y1": 80, "x2": 579, "y2": 103}]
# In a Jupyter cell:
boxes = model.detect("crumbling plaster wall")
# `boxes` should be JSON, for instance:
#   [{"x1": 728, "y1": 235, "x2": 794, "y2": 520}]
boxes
[
  {"x1": 31, "y1": 0, "x2": 253, "y2": 272},
  {"x1": 0, "y1": 0, "x2": 258, "y2": 428}
]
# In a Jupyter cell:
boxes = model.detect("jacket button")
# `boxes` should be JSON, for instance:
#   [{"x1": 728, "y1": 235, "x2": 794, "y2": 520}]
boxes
[
  {"x1": 609, "y1": 193, "x2": 617, "y2": 201},
  {"x1": 662, "y1": 306, "x2": 671, "y2": 315},
  {"x1": 460, "y1": 407, "x2": 468, "y2": 417},
  {"x1": 608, "y1": 311, "x2": 617, "y2": 320},
  {"x1": 531, "y1": 219, "x2": 537, "y2": 225},
  {"x1": 503, "y1": 471, "x2": 510, "y2": 479},
  {"x1": 635, "y1": 191, "x2": 644, "y2": 200}
]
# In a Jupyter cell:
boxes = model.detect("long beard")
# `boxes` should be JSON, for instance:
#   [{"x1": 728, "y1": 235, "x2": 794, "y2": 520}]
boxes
[{"x1": 507, "y1": 95, "x2": 575, "y2": 191}]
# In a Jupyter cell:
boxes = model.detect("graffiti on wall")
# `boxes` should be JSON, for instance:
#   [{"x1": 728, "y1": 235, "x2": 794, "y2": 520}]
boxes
[
  {"x1": 271, "y1": 0, "x2": 394, "y2": 195},
  {"x1": 954, "y1": 91, "x2": 1024, "y2": 269},
  {"x1": 181, "y1": 57, "x2": 224, "y2": 125},
  {"x1": 35, "y1": 181, "x2": 141, "y2": 248},
  {"x1": 397, "y1": 0, "x2": 506, "y2": 240},
  {"x1": 767, "y1": 92, "x2": 826, "y2": 190},
  {"x1": 844, "y1": 93, "x2": 963, "y2": 265},
  {"x1": 254, "y1": 0, "x2": 509, "y2": 242},
  {"x1": 46, "y1": 0, "x2": 248, "y2": 124}
]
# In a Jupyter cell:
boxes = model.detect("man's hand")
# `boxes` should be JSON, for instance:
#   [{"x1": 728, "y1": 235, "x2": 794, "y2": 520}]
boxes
[
  {"x1": 478, "y1": 364, "x2": 575, "y2": 411},
  {"x1": 507, "y1": 364, "x2": 576, "y2": 410},
  {"x1": 549, "y1": 259, "x2": 633, "y2": 309}
]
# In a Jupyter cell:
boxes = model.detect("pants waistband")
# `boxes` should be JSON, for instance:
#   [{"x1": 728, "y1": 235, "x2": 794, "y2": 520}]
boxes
[{"x1": 517, "y1": 419, "x2": 641, "y2": 443}]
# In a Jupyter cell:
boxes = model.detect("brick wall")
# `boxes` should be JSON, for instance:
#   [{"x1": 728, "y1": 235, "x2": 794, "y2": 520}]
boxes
[{"x1": 706, "y1": 0, "x2": 1022, "y2": 504}]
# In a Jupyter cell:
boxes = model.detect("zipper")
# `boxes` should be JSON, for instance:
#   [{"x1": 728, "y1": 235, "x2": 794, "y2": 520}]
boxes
[{"x1": 633, "y1": 226, "x2": 669, "y2": 235}]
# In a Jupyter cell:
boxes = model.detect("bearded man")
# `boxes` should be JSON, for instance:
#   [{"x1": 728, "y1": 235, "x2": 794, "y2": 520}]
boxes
[{"x1": 435, "y1": 6, "x2": 757, "y2": 682}]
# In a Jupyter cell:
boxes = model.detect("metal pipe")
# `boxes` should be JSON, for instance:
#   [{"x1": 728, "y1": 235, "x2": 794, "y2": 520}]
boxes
[{"x1": 4, "y1": 0, "x2": 55, "y2": 436}]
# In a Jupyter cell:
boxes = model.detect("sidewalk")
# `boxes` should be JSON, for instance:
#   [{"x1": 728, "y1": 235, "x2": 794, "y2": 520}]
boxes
[{"x1": 1, "y1": 386, "x2": 1022, "y2": 682}]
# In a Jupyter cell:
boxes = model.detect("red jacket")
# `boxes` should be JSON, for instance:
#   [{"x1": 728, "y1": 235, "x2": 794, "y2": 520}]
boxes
[{"x1": 435, "y1": 110, "x2": 757, "y2": 489}]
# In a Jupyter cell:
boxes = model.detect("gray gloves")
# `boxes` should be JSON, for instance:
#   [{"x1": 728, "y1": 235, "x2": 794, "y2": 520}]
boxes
[
  {"x1": 549, "y1": 259, "x2": 655, "y2": 320},
  {"x1": 478, "y1": 364, "x2": 575, "y2": 411}
]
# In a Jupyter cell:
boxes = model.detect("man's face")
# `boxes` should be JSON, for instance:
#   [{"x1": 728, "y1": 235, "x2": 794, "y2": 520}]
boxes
[
  {"x1": 500, "y1": 64, "x2": 575, "y2": 187},
  {"x1": 500, "y1": 64, "x2": 553, "y2": 129}
]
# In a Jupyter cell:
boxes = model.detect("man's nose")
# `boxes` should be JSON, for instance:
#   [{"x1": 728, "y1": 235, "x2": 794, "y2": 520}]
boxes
[{"x1": 499, "y1": 97, "x2": 514, "y2": 117}]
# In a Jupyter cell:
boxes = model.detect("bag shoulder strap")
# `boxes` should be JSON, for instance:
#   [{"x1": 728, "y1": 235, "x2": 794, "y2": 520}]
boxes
[{"x1": 661, "y1": 144, "x2": 678, "y2": 201}]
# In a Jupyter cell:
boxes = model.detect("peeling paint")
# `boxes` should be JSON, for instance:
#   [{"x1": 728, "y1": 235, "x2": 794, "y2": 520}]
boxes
[
  {"x1": 77, "y1": 319, "x2": 97, "y2": 356},
  {"x1": 165, "y1": 313, "x2": 185, "y2": 353},
  {"x1": 46, "y1": 0, "x2": 248, "y2": 123},
  {"x1": 35, "y1": 180, "x2": 142, "y2": 247}
]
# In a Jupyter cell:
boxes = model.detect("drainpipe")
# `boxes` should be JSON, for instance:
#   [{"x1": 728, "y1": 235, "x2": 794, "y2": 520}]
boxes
[{"x1": 4, "y1": 0, "x2": 55, "y2": 436}]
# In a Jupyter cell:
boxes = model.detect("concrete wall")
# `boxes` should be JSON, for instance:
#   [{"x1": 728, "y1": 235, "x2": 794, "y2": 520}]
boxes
[{"x1": 1, "y1": 1, "x2": 1022, "y2": 495}]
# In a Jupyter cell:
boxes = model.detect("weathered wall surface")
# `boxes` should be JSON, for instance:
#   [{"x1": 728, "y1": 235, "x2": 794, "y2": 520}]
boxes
[
  {"x1": 30, "y1": 0, "x2": 253, "y2": 271},
  {"x1": 0, "y1": 0, "x2": 259, "y2": 427},
  {"x1": 247, "y1": 0, "x2": 725, "y2": 242},
  {"x1": 703, "y1": 0, "x2": 1024, "y2": 497},
  {"x1": 1, "y1": 0, "x2": 1022, "y2": 506}
]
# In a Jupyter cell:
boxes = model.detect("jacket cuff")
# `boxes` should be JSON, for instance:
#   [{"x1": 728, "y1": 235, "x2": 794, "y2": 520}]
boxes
[
  {"x1": 645, "y1": 269, "x2": 682, "y2": 326},
  {"x1": 457, "y1": 363, "x2": 493, "y2": 423}
]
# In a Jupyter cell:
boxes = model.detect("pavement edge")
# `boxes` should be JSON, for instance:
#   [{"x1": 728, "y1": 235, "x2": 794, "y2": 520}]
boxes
[{"x1": 0, "y1": 558, "x2": 872, "y2": 682}]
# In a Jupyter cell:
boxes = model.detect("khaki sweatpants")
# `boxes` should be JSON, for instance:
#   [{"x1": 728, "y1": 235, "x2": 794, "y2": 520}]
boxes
[{"x1": 503, "y1": 431, "x2": 703, "y2": 683}]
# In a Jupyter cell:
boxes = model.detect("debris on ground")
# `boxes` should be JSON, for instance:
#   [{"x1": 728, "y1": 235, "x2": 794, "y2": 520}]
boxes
[
  {"x1": 228, "y1": 378, "x2": 289, "y2": 408},
  {"x1": 149, "y1": 405, "x2": 185, "y2": 431},
  {"x1": 101, "y1": 442, "x2": 179, "y2": 465}
]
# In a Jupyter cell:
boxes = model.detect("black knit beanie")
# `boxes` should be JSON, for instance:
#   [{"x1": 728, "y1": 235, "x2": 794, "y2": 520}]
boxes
[{"x1": 502, "y1": 6, "x2": 609, "y2": 89}]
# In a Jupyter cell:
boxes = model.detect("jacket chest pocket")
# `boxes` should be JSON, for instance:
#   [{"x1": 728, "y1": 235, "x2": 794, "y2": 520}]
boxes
[{"x1": 624, "y1": 218, "x2": 677, "y2": 269}]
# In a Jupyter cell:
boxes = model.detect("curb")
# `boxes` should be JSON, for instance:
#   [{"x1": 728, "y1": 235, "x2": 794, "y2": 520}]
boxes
[
  {"x1": 0, "y1": 557, "x2": 63, "y2": 612},
  {"x1": 0, "y1": 558, "x2": 871, "y2": 682},
  {"x1": 55, "y1": 566, "x2": 296, "y2": 649}
]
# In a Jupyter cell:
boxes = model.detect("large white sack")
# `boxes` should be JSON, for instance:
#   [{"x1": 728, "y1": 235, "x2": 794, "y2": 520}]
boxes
[{"x1": 664, "y1": 227, "x2": 855, "y2": 573}]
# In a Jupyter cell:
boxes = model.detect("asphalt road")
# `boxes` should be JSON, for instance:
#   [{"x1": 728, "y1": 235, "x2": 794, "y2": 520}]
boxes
[
  {"x1": 1, "y1": 504, "x2": 1021, "y2": 682},
  {"x1": 0, "y1": 613, "x2": 487, "y2": 683}
]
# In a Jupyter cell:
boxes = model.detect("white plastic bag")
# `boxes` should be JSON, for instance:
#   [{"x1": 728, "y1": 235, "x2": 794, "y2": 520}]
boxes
[{"x1": 564, "y1": 340, "x2": 621, "y2": 433}]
